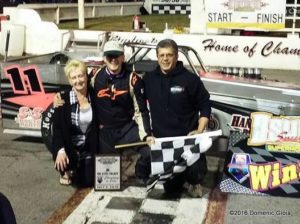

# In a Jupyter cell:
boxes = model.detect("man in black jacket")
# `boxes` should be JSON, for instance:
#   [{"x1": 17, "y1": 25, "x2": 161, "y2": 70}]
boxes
[{"x1": 144, "y1": 39, "x2": 212, "y2": 197}]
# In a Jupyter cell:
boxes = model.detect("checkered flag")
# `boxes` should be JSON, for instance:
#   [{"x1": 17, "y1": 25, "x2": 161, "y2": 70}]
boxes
[{"x1": 147, "y1": 130, "x2": 222, "y2": 192}]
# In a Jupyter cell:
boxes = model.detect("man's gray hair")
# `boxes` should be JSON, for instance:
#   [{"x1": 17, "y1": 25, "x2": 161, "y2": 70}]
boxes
[{"x1": 156, "y1": 39, "x2": 178, "y2": 55}]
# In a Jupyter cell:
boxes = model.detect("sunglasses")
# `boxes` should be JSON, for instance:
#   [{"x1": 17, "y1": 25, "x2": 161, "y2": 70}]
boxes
[{"x1": 106, "y1": 54, "x2": 121, "y2": 59}]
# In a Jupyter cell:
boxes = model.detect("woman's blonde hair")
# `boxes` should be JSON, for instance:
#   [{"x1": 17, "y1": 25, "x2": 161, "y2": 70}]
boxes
[{"x1": 64, "y1": 59, "x2": 87, "y2": 78}]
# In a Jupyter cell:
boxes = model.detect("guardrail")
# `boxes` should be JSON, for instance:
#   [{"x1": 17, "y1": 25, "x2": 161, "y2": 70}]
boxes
[{"x1": 15, "y1": 2, "x2": 143, "y2": 24}]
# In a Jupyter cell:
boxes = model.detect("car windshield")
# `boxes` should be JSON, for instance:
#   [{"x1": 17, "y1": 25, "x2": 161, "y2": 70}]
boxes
[{"x1": 125, "y1": 43, "x2": 207, "y2": 75}]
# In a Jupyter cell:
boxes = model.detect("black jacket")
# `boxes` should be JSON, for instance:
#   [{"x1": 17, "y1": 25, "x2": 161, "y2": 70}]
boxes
[
  {"x1": 144, "y1": 61, "x2": 211, "y2": 138},
  {"x1": 52, "y1": 88, "x2": 98, "y2": 169}
]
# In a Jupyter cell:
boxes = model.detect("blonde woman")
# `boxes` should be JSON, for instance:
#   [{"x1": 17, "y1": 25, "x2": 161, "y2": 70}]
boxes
[{"x1": 52, "y1": 59, "x2": 98, "y2": 187}]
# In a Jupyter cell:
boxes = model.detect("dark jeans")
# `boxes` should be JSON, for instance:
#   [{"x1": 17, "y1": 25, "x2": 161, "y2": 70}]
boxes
[
  {"x1": 56, "y1": 151, "x2": 94, "y2": 187},
  {"x1": 98, "y1": 121, "x2": 151, "y2": 179},
  {"x1": 163, "y1": 154, "x2": 207, "y2": 193},
  {"x1": 77, "y1": 152, "x2": 94, "y2": 187},
  {"x1": 0, "y1": 192, "x2": 17, "y2": 224}
]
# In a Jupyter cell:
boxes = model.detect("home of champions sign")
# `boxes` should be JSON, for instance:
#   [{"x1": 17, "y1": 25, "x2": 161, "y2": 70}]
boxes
[{"x1": 219, "y1": 112, "x2": 300, "y2": 197}]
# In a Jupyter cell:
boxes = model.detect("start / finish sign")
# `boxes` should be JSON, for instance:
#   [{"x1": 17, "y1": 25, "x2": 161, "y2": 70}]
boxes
[{"x1": 205, "y1": 0, "x2": 286, "y2": 30}]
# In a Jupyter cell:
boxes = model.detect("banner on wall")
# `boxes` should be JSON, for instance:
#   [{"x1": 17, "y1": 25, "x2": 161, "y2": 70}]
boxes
[
  {"x1": 143, "y1": 0, "x2": 191, "y2": 15},
  {"x1": 205, "y1": 0, "x2": 286, "y2": 29},
  {"x1": 220, "y1": 112, "x2": 300, "y2": 198},
  {"x1": 110, "y1": 31, "x2": 300, "y2": 70}
]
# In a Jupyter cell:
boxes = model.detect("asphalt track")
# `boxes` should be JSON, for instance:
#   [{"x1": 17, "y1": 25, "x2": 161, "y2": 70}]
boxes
[
  {"x1": 1, "y1": 127, "x2": 300, "y2": 224},
  {"x1": 0, "y1": 128, "x2": 75, "y2": 224}
]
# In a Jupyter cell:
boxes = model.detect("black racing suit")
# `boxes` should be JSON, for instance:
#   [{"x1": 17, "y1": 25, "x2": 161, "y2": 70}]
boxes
[{"x1": 93, "y1": 64, "x2": 151, "y2": 179}]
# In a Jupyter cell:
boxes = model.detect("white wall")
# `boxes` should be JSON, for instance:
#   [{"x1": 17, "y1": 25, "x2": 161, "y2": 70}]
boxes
[
  {"x1": 189, "y1": 0, "x2": 205, "y2": 34},
  {"x1": 1, "y1": 8, "x2": 71, "y2": 55},
  {"x1": 15, "y1": 2, "x2": 143, "y2": 24},
  {"x1": 0, "y1": 22, "x2": 25, "y2": 57}
]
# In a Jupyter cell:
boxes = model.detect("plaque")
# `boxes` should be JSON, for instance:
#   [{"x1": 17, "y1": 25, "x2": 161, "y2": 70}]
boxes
[{"x1": 95, "y1": 155, "x2": 121, "y2": 190}]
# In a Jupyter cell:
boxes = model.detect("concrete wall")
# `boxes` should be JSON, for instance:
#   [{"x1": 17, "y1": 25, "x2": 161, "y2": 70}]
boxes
[{"x1": 10, "y1": 2, "x2": 143, "y2": 24}]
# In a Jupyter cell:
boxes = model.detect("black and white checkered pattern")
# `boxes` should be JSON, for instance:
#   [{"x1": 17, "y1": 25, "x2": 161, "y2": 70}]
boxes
[
  {"x1": 151, "y1": 138, "x2": 201, "y2": 173},
  {"x1": 152, "y1": 4, "x2": 191, "y2": 14},
  {"x1": 147, "y1": 137, "x2": 202, "y2": 191},
  {"x1": 64, "y1": 185, "x2": 209, "y2": 224},
  {"x1": 220, "y1": 131, "x2": 300, "y2": 197},
  {"x1": 64, "y1": 154, "x2": 224, "y2": 223},
  {"x1": 228, "y1": 131, "x2": 248, "y2": 149},
  {"x1": 220, "y1": 178, "x2": 266, "y2": 196},
  {"x1": 147, "y1": 131, "x2": 223, "y2": 191}
]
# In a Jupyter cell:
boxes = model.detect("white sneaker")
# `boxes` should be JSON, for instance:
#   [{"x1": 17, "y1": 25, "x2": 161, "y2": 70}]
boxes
[
  {"x1": 60, "y1": 171, "x2": 73, "y2": 185},
  {"x1": 184, "y1": 183, "x2": 203, "y2": 198}
]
